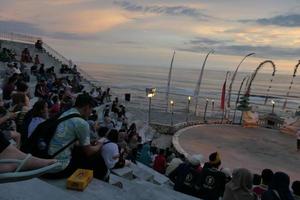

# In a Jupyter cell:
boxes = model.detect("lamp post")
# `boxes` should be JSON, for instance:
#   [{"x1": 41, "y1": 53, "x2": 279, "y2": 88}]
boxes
[
  {"x1": 146, "y1": 88, "x2": 156, "y2": 124},
  {"x1": 186, "y1": 96, "x2": 191, "y2": 122},
  {"x1": 203, "y1": 98, "x2": 209, "y2": 123},
  {"x1": 170, "y1": 100, "x2": 174, "y2": 126},
  {"x1": 271, "y1": 100, "x2": 275, "y2": 114}
]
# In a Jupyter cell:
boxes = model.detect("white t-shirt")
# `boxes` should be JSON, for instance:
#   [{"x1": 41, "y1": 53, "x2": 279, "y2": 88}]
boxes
[
  {"x1": 28, "y1": 117, "x2": 45, "y2": 138},
  {"x1": 101, "y1": 139, "x2": 119, "y2": 169}
]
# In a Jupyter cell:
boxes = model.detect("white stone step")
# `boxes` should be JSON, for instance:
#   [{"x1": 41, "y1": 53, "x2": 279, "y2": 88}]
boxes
[
  {"x1": 129, "y1": 162, "x2": 154, "y2": 182},
  {"x1": 111, "y1": 166, "x2": 134, "y2": 180},
  {"x1": 44, "y1": 178, "x2": 133, "y2": 200},
  {"x1": 109, "y1": 174, "x2": 199, "y2": 200},
  {"x1": 130, "y1": 161, "x2": 171, "y2": 185},
  {"x1": 0, "y1": 178, "x2": 80, "y2": 200}
]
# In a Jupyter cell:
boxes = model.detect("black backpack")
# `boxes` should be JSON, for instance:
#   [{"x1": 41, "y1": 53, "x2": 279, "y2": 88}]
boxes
[{"x1": 25, "y1": 113, "x2": 82, "y2": 159}]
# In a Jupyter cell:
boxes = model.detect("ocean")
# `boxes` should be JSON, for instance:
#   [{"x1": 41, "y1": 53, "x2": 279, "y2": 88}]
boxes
[{"x1": 81, "y1": 63, "x2": 300, "y2": 116}]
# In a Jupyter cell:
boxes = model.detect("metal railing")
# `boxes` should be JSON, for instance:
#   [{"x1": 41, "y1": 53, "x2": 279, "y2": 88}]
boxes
[{"x1": 0, "y1": 31, "x2": 41, "y2": 44}]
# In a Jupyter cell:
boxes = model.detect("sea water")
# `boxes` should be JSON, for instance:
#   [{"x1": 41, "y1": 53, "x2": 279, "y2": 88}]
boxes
[{"x1": 81, "y1": 63, "x2": 300, "y2": 115}]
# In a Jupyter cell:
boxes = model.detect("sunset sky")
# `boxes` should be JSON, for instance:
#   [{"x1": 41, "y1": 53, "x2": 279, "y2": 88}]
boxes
[{"x1": 1, "y1": 0, "x2": 300, "y2": 73}]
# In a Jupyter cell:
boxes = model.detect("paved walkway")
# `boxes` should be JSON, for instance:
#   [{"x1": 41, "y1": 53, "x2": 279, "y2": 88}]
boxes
[{"x1": 176, "y1": 124, "x2": 300, "y2": 181}]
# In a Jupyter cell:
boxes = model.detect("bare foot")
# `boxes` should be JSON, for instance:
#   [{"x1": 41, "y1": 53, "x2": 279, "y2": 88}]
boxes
[{"x1": 0, "y1": 144, "x2": 56, "y2": 173}]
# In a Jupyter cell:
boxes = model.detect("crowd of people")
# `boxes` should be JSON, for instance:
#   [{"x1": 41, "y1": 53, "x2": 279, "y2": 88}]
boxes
[{"x1": 0, "y1": 41, "x2": 299, "y2": 200}]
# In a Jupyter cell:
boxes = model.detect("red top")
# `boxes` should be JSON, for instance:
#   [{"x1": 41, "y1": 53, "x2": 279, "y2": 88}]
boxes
[
  {"x1": 153, "y1": 155, "x2": 167, "y2": 174},
  {"x1": 253, "y1": 185, "x2": 268, "y2": 198}
]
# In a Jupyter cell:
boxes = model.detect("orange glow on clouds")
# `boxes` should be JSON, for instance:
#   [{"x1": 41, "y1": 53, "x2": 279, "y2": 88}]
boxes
[{"x1": 41, "y1": 9, "x2": 130, "y2": 34}]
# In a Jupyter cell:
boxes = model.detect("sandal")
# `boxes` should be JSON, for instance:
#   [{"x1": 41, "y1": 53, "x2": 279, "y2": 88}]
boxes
[{"x1": 0, "y1": 154, "x2": 60, "y2": 183}]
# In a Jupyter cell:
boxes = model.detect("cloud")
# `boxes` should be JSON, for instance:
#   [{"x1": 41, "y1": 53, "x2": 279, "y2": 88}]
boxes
[
  {"x1": 0, "y1": 20, "x2": 91, "y2": 40},
  {"x1": 180, "y1": 37, "x2": 300, "y2": 58},
  {"x1": 0, "y1": 20, "x2": 42, "y2": 35},
  {"x1": 41, "y1": 10, "x2": 130, "y2": 34},
  {"x1": 242, "y1": 14, "x2": 300, "y2": 27},
  {"x1": 114, "y1": 0, "x2": 209, "y2": 19}
]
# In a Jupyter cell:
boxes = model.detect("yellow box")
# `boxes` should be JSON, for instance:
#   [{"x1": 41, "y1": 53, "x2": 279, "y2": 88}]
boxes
[{"x1": 66, "y1": 169, "x2": 93, "y2": 191}]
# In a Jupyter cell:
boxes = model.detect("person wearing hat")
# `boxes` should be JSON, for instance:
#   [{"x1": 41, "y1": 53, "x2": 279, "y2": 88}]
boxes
[
  {"x1": 169, "y1": 154, "x2": 203, "y2": 197},
  {"x1": 195, "y1": 152, "x2": 226, "y2": 200},
  {"x1": 46, "y1": 93, "x2": 107, "y2": 180}
]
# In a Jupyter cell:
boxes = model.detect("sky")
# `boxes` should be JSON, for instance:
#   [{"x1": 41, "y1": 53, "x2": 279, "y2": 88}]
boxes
[{"x1": 0, "y1": 0, "x2": 300, "y2": 73}]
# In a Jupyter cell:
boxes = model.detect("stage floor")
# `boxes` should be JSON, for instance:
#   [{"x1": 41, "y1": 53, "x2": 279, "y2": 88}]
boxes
[{"x1": 176, "y1": 124, "x2": 300, "y2": 181}]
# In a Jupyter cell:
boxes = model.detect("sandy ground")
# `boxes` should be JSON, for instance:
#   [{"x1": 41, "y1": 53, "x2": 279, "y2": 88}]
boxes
[{"x1": 177, "y1": 124, "x2": 300, "y2": 181}]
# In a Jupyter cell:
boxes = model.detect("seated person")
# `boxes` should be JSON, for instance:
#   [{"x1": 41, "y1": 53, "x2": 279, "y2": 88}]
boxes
[
  {"x1": 0, "y1": 48, "x2": 11, "y2": 62},
  {"x1": 292, "y1": 181, "x2": 300, "y2": 200},
  {"x1": 137, "y1": 143, "x2": 152, "y2": 166},
  {"x1": 0, "y1": 103, "x2": 20, "y2": 147},
  {"x1": 262, "y1": 172, "x2": 294, "y2": 200},
  {"x1": 34, "y1": 79, "x2": 49, "y2": 99},
  {"x1": 165, "y1": 153, "x2": 185, "y2": 176},
  {"x1": 2, "y1": 76, "x2": 17, "y2": 101},
  {"x1": 223, "y1": 168, "x2": 258, "y2": 200},
  {"x1": 100, "y1": 129, "x2": 120, "y2": 180},
  {"x1": 153, "y1": 149, "x2": 167, "y2": 174},
  {"x1": 46, "y1": 94, "x2": 106, "y2": 180},
  {"x1": 35, "y1": 40, "x2": 43, "y2": 51},
  {"x1": 49, "y1": 95, "x2": 60, "y2": 118},
  {"x1": 196, "y1": 152, "x2": 226, "y2": 200},
  {"x1": 21, "y1": 48, "x2": 32, "y2": 63},
  {"x1": 30, "y1": 65, "x2": 38, "y2": 75},
  {"x1": 27, "y1": 100, "x2": 48, "y2": 138},
  {"x1": 253, "y1": 169, "x2": 274, "y2": 198},
  {"x1": 169, "y1": 154, "x2": 202, "y2": 197},
  {"x1": 34, "y1": 55, "x2": 40, "y2": 65}
]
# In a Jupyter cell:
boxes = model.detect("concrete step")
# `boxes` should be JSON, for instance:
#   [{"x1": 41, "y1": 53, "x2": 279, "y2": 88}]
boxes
[
  {"x1": 129, "y1": 162, "x2": 154, "y2": 182},
  {"x1": 0, "y1": 178, "x2": 80, "y2": 200},
  {"x1": 109, "y1": 174, "x2": 199, "y2": 200},
  {"x1": 44, "y1": 178, "x2": 133, "y2": 200},
  {"x1": 111, "y1": 166, "x2": 134, "y2": 180},
  {"x1": 130, "y1": 161, "x2": 171, "y2": 185}
]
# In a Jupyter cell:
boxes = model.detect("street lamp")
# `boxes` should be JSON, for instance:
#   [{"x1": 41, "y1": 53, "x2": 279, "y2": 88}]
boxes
[
  {"x1": 146, "y1": 88, "x2": 156, "y2": 124},
  {"x1": 170, "y1": 100, "x2": 174, "y2": 126},
  {"x1": 186, "y1": 96, "x2": 191, "y2": 122},
  {"x1": 203, "y1": 98, "x2": 209, "y2": 123},
  {"x1": 271, "y1": 100, "x2": 275, "y2": 114}
]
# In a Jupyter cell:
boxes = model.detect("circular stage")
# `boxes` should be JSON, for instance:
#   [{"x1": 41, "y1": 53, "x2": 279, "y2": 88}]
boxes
[{"x1": 175, "y1": 124, "x2": 300, "y2": 181}]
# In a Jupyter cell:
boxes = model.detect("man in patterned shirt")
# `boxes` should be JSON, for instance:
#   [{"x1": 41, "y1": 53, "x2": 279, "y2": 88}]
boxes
[{"x1": 47, "y1": 93, "x2": 107, "y2": 180}]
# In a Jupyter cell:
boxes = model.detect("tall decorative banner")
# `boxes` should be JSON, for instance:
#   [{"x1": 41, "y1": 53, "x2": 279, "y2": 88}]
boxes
[
  {"x1": 227, "y1": 53, "x2": 255, "y2": 108},
  {"x1": 245, "y1": 60, "x2": 276, "y2": 104},
  {"x1": 282, "y1": 60, "x2": 300, "y2": 110},
  {"x1": 221, "y1": 71, "x2": 230, "y2": 110},
  {"x1": 194, "y1": 50, "x2": 214, "y2": 115},
  {"x1": 165, "y1": 51, "x2": 175, "y2": 112}
]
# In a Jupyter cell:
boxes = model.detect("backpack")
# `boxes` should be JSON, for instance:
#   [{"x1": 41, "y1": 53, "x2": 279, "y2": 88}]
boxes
[{"x1": 25, "y1": 113, "x2": 82, "y2": 159}]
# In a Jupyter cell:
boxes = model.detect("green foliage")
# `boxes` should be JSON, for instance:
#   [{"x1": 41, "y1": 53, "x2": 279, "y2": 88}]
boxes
[{"x1": 237, "y1": 94, "x2": 251, "y2": 111}]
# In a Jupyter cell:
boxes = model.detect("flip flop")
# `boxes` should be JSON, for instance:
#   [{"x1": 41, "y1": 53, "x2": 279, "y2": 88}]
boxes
[{"x1": 0, "y1": 154, "x2": 60, "y2": 183}]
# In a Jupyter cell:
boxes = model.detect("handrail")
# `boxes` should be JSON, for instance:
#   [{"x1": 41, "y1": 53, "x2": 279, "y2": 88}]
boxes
[
  {"x1": 42, "y1": 43, "x2": 99, "y2": 88},
  {"x1": 0, "y1": 31, "x2": 41, "y2": 43}
]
